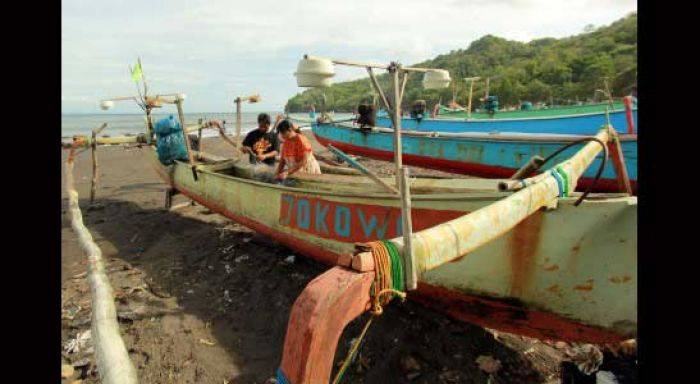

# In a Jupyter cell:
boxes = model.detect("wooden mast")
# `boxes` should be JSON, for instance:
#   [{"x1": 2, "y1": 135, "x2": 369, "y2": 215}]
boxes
[
  {"x1": 234, "y1": 97, "x2": 242, "y2": 157},
  {"x1": 390, "y1": 64, "x2": 417, "y2": 290}
]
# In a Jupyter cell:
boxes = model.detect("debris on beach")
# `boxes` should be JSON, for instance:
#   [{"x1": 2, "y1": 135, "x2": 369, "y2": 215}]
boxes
[
  {"x1": 64, "y1": 330, "x2": 92, "y2": 355},
  {"x1": 567, "y1": 343, "x2": 604, "y2": 375},
  {"x1": 476, "y1": 355, "x2": 502, "y2": 374},
  {"x1": 198, "y1": 338, "x2": 216, "y2": 346},
  {"x1": 62, "y1": 363, "x2": 75, "y2": 379}
]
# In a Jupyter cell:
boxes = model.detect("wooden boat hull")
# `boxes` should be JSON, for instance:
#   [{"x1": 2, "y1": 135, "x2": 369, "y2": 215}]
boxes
[
  {"x1": 376, "y1": 108, "x2": 637, "y2": 135},
  {"x1": 149, "y1": 150, "x2": 636, "y2": 342},
  {"x1": 313, "y1": 122, "x2": 637, "y2": 193}
]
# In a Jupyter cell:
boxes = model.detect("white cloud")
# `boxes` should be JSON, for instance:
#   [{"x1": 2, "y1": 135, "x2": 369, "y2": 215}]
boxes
[{"x1": 62, "y1": 0, "x2": 636, "y2": 113}]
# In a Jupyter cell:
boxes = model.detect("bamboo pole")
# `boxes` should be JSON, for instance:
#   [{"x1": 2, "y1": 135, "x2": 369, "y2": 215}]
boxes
[
  {"x1": 390, "y1": 67, "x2": 403, "y2": 185},
  {"x1": 400, "y1": 72, "x2": 410, "y2": 106},
  {"x1": 391, "y1": 65, "x2": 417, "y2": 290},
  {"x1": 89, "y1": 123, "x2": 108, "y2": 203},
  {"x1": 468, "y1": 79, "x2": 474, "y2": 118},
  {"x1": 174, "y1": 98, "x2": 198, "y2": 181},
  {"x1": 197, "y1": 118, "x2": 204, "y2": 153},
  {"x1": 399, "y1": 166, "x2": 416, "y2": 289},
  {"x1": 64, "y1": 157, "x2": 138, "y2": 384},
  {"x1": 235, "y1": 98, "x2": 242, "y2": 158},
  {"x1": 90, "y1": 131, "x2": 98, "y2": 203},
  {"x1": 366, "y1": 68, "x2": 391, "y2": 112},
  {"x1": 394, "y1": 128, "x2": 612, "y2": 274},
  {"x1": 608, "y1": 133, "x2": 633, "y2": 194},
  {"x1": 509, "y1": 155, "x2": 545, "y2": 180},
  {"x1": 327, "y1": 145, "x2": 399, "y2": 194}
]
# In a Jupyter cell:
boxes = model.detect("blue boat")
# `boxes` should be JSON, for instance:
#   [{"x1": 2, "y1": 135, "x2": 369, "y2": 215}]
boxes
[
  {"x1": 375, "y1": 102, "x2": 638, "y2": 135},
  {"x1": 312, "y1": 121, "x2": 637, "y2": 193}
]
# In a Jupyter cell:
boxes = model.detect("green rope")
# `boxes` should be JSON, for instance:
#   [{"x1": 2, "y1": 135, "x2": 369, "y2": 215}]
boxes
[
  {"x1": 383, "y1": 241, "x2": 404, "y2": 292},
  {"x1": 555, "y1": 165, "x2": 570, "y2": 196},
  {"x1": 332, "y1": 241, "x2": 406, "y2": 384}
]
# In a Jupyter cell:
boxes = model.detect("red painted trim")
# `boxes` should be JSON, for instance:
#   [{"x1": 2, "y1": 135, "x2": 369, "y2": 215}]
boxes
[
  {"x1": 177, "y1": 186, "x2": 340, "y2": 266},
  {"x1": 314, "y1": 133, "x2": 637, "y2": 194},
  {"x1": 176, "y1": 184, "x2": 627, "y2": 342}
]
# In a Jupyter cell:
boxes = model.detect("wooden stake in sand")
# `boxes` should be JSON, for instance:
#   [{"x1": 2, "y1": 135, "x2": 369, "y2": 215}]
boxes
[
  {"x1": 65, "y1": 153, "x2": 138, "y2": 384},
  {"x1": 90, "y1": 123, "x2": 107, "y2": 203}
]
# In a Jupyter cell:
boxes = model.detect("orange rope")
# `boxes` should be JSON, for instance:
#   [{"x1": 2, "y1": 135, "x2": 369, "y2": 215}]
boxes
[{"x1": 366, "y1": 242, "x2": 406, "y2": 314}]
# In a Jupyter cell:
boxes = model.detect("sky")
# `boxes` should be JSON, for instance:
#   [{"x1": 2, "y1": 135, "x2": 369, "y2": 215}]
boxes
[{"x1": 62, "y1": 0, "x2": 637, "y2": 114}]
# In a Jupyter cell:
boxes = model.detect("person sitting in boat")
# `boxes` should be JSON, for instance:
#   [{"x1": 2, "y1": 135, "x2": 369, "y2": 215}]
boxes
[
  {"x1": 275, "y1": 118, "x2": 321, "y2": 180},
  {"x1": 240, "y1": 113, "x2": 280, "y2": 166}
]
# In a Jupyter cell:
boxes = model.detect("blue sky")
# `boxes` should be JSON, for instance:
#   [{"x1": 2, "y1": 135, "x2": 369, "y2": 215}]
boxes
[{"x1": 62, "y1": 0, "x2": 637, "y2": 114}]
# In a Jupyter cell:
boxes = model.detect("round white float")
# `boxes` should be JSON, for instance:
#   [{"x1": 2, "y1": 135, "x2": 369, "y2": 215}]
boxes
[
  {"x1": 100, "y1": 100, "x2": 114, "y2": 110},
  {"x1": 423, "y1": 69, "x2": 452, "y2": 89},
  {"x1": 295, "y1": 56, "x2": 335, "y2": 87}
]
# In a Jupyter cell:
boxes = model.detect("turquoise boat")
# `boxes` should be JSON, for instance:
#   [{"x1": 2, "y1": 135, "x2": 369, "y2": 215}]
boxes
[
  {"x1": 376, "y1": 101, "x2": 638, "y2": 135},
  {"x1": 312, "y1": 121, "x2": 637, "y2": 193}
]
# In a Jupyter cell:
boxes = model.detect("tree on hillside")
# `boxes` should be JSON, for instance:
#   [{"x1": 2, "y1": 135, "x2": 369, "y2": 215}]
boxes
[{"x1": 286, "y1": 13, "x2": 637, "y2": 111}]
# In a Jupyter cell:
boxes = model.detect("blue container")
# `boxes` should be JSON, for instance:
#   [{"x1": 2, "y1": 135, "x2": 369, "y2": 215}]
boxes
[{"x1": 154, "y1": 115, "x2": 188, "y2": 165}]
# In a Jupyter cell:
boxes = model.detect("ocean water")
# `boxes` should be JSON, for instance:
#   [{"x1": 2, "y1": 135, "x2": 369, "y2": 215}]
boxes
[{"x1": 62, "y1": 112, "x2": 354, "y2": 138}]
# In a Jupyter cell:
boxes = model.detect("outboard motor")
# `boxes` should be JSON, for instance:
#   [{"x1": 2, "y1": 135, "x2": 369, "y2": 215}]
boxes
[
  {"x1": 356, "y1": 104, "x2": 376, "y2": 129},
  {"x1": 483, "y1": 95, "x2": 499, "y2": 116},
  {"x1": 410, "y1": 100, "x2": 427, "y2": 122}
]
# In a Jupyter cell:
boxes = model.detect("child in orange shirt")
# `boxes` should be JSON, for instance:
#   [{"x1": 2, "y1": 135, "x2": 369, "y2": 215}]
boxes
[{"x1": 274, "y1": 118, "x2": 321, "y2": 180}]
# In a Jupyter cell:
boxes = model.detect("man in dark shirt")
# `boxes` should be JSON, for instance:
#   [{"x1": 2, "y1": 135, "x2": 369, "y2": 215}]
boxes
[{"x1": 241, "y1": 113, "x2": 279, "y2": 166}]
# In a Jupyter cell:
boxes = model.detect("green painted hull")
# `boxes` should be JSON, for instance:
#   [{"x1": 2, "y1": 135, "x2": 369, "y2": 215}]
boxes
[
  {"x1": 151, "y1": 150, "x2": 636, "y2": 342},
  {"x1": 438, "y1": 101, "x2": 626, "y2": 119}
]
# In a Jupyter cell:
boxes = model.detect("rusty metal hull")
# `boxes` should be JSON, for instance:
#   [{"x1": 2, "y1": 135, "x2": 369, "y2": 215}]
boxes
[{"x1": 150, "y1": 150, "x2": 636, "y2": 342}]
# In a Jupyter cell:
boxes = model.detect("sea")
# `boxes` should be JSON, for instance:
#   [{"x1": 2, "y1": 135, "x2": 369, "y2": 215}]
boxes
[{"x1": 61, "y1": 112, "x2": 354, "y2": 138}]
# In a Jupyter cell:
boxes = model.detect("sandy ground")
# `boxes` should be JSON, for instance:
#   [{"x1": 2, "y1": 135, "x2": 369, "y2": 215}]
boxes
[{"x1": 60, "y1": 134, "x2": 636, "y2": 383}]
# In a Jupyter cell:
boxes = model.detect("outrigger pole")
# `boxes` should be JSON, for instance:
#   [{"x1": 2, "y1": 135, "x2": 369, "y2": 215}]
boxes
[
  {"x1": 101, "y1": 60, "x2": 199, "y2": 180},
  {"x1": 101, "y1": 92, "x2": 197, "y2": 180},
  {"x1": 233, "y1": 94, "x2": 260, "y2": 157},
  {"x1": 295, "y1": 55, "x2": 451, "y2": 290},
  {"x1": 464, "y1": 76, "x2": 480, "y2": 119}
]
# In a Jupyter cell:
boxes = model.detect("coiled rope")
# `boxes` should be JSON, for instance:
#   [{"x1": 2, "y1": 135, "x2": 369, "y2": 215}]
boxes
[{"x1": 332, "y1": 240, "x2": 406, "y2": 384}]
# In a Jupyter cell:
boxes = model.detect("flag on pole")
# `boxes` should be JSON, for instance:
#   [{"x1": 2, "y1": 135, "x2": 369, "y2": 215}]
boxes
[{"x1": 131, "y1": 61, "x2": 143, "y2": 83}]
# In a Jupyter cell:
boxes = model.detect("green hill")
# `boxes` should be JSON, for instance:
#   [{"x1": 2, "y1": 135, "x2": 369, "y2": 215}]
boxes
[{"x1": 285, "y1": 13, "x2": 636, "y2": 112}]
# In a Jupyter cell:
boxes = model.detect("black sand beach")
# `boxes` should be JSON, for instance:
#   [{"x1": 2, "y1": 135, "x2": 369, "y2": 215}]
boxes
[{"x1": 61, "y1": 135, "x2": 635, "y2": 384}]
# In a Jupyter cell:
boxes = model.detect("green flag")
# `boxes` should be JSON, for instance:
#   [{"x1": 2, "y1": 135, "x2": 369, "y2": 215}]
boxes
[{"x1": 131, "y1": 61, "x2": 143, "y2": 83}]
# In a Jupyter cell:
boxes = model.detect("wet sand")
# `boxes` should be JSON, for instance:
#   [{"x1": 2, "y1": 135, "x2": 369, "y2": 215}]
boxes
[{"x1": 60, "y1": 135, "x2": 635, "y2": 383}]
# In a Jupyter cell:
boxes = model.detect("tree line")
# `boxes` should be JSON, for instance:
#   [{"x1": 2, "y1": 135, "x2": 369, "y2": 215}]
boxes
[{"x1": 285, "y1": 13, "x2": 636, "y2": 112}]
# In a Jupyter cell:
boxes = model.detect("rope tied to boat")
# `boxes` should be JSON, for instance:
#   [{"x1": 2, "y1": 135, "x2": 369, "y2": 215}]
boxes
[
  {"x1": 331, "y1": 241, "x2": 406, "y2": 384},
  {"x1": 550, "y1": 166, "x2": 571, "y2": 197}
]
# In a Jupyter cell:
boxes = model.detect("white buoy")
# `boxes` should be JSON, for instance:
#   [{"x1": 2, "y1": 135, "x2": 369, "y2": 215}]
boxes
[
  {"x1": 422, "y1": 69, "x2": 452, "y2": 89},
  {"x1": 295, "y1": 56, "x2": 335, "y2": 87}
]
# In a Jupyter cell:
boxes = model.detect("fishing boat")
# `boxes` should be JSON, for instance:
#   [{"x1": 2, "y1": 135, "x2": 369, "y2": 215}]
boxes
[
  {"x1": 68, "y1": 57, "x2": 636, "y2": 384},
  {"x1": 375, "y1": 75, "x2": 638, "y2": 136},
  {"x1": 67, "y1": 123, "x2": 637, "y2": 339},
  {"x1": 376, "y1": 101, "x2": 637, "y2": 134},
  {"x1": 311, "y1": 120, "x2": 637, "y2": 193}
]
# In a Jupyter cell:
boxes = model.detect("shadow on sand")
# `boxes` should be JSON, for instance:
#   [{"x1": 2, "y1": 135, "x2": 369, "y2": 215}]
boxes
[{"x1": 63, "y1": 195, "x2": 554, "y2": 384}]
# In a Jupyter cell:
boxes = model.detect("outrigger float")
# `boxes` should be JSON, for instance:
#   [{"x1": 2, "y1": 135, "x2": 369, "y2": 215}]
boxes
[{"x1": 64, "y1": 57, "x2": 636, "y2": 383}]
